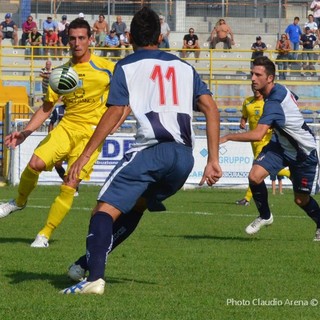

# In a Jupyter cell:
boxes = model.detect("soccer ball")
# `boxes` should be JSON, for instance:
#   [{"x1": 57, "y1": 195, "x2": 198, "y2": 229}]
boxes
[{"x1": 49, "y1": 66, "x2": 79, "y2": 95}]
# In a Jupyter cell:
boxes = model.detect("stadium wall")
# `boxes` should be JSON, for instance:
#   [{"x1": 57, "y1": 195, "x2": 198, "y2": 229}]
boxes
[{"x1": 9, "y1": 132, "x2": 299, "y2": 188}]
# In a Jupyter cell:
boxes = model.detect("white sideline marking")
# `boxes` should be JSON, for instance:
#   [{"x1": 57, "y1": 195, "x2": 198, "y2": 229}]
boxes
[{"x1": 0, "y1": 202, "x2": 309, "y2": 220}]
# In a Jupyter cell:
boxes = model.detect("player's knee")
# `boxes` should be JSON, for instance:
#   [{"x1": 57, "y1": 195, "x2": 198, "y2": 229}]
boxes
[
  {"x1": 248, "y1": 172, "x2": 264, "y2": 185},
  {"x1": 29, "y1": 156, "x2": 46, "y2": 172},
  {"x1": 294, "y1": 194, "x2": 310, "y2": 207}
]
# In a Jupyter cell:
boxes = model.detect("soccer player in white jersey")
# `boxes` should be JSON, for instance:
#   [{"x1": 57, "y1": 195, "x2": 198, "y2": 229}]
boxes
[
  {"x1": 60, "y1": 7, "x2": 222, "y2": 295},
  {"x1": 221, "y1": 56, "x2": 320, "y2": 241}
]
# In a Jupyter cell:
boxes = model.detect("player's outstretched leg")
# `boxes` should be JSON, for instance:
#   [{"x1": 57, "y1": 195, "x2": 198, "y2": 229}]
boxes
[
  {"x1": 0, "y1": 164, "x2": 39, "y2": 218},
  {"x1": 61, "y1": 212, "x2": 113, "y2": 294},
  {"x1": 68, "y1": 209, "x2": 144, "y2": 281},
  {"x1": 31, "y1": 185, "x2": 76, "y2": 248},
  {"x1": 245, "y1": 181, "x2": 273, "y2": 234}
]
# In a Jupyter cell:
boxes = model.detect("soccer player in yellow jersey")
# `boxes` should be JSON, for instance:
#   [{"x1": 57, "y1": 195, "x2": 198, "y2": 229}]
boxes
[
  {"x1": 236, "y1": 86, "x2": 290, "y2": 206},
  {"x1": 0, "y1": 18, "x2": 115, "y2": 247}
]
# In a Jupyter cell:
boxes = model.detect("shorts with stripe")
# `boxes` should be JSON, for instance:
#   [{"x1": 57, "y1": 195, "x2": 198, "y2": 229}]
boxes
[
  {"x1": 254, "y1": 141, "x2": 319, "y2": 194},
  {"x1": 98, "y1": 142, "x2": 194, "y2": 213}
]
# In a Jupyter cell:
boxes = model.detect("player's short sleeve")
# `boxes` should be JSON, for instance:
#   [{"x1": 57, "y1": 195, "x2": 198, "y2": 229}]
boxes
[
  {"x1": 106, "y1": 63, "x2": 129, "y2": 106},
  {"x1": 258, "y1": 100, "x2": 285, "y2": 128}
]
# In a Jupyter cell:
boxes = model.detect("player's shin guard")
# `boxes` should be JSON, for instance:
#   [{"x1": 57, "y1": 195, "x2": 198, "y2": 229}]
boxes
[
  {"x1": 249, "y1": 180, "x2": 271, "y2": 219},
  {"x1": 38, "y1": 184, "x2": 75, "y2": 239},
  {"x1": 301, "y1": 196, "x2": 320, "y2": 228},
  {"x1": 73, "y1": 210, "x2": 144, "y2": 271},
  {"x1": 16, "y1": 164, "x2": 40, "y2": 207},
  {"x1": 86, "y1": 212, "x2": 113, "y2": 281}
]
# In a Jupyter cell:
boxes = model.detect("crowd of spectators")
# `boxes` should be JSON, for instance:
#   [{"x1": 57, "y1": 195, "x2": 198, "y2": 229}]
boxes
[{"x1": 0, "y1": 4, "x2": 320, "y2": 75}]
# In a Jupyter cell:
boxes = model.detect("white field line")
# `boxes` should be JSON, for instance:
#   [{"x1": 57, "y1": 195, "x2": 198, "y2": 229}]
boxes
[{"x1": 0, "y1": 200, "x2": 308, "y2": 220}]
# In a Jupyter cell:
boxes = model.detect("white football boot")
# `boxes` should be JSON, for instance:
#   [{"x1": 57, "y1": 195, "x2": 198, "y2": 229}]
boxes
[
  {"x1": 68, "y1": 264, "x2": 86, "y2": 281},
  {"x1": 60, "y1": 278, "x2": 105, "y2": 295},
  {"x1": 245, "y1": 213, "x2": 274, "y2": 235},
  {"x1": 30, "y1": 234, "x2": 49, "y2": 248},
  {"x1": 0, "y1": 200, "x2": 26, "y2": 218}
]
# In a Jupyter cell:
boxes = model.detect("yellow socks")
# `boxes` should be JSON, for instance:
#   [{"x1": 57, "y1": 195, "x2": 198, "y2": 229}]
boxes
[
  {"x1": 16, "y1": 165, "x2": 40, "y2": 207},
  {"x1": 38, "y1": 184, "x2": 76, "y2": 239}
]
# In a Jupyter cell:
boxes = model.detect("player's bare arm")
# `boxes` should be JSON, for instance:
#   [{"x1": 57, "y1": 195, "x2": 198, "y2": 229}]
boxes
[
  {"x1": 197, "y1": 94, "x2": 222, "y2": 186},
  {"x1": 110, "y1": 106, "x2": 132, "y2": 134},
  {"x1": 220, "y1": 123, "x2": 270, "y2": 144},
  {"x1": 68, "y1": 106, "x2": 126, "y2": 181},
  {"x1": 5, "y1": 101, "x2": 54, "y2": 149}
]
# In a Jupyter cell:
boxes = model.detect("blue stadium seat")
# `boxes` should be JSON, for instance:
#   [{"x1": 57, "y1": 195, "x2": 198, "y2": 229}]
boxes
[
  {"x1": 195, "y1": 116, "x2": 206, "y2": 122},
  {"x1": 304, "y1": 118, "x2": 314, "y2": 123},
  {"x1": 301, "y1": 109, "x2": 313, "y2": 115},
  {"x1": 227, "y1": 117, "x2": 240, "y2": 123},
  {"x1": 197, "y1": 125, "x2": 206, "y2": 131},
  {"x1": 224, "y1": 108, "x2": 238, "y2": 113},
  {"x1": 229, "y1": 125, "x2": 239, "y2": 131},
  {"x1": 120, "y1": 123, "x2": 133, "y2": 129}
]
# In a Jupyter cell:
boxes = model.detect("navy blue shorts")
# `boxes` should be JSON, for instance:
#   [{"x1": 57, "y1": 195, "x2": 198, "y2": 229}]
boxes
[
  {"x1": 98, "y1": 142, "x2": 194, "y2": 213},
  {"x1": 254, "y1": 141, "x2": 319, "y2": 194}
]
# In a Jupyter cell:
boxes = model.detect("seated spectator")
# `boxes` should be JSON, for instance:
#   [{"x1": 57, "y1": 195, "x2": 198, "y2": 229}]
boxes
[
  {"x1": 45, "y1": 28, "x2": 58, "y2": 57},
  {"x1": 119, "y1": 28, "x2": 131, "y2": 57},
  {"x1": 57, "y1": 15, "x2": 69, "y2": 33},
  {"x1": 42, "y1": 15, "x2": 58, "y2": 46},
  {"x1": 21, "y1": 15, "x2": 37, "y2": 46},
  {"x1": 275, "y1": 34, "x2": 292, "y2": 80},
  {"x1": 181, "y1": 28, "x2": 200, "y2": 60},
  {"x1": 58, "y1": 23, "x2": 69, "y2": 60},
  {"x1": 250, "y1": 36, "x2": 267, "y2": 68},
  {"x1": 78, "y1": 13, "x2": 85, "y2": 20},
  {"x1": 93, "y1": 14, "x2": 109, "y2": 47},
  {"x1": 27, "y1": 27, "x2": 43, "y2": 57},
  {"x1": 300, "y1": 27, "x2": 317, "y2": 76},
  {"x1": 304, "y1": 14, "x2": 318, "y2": 38},
  {"x1": 210, "y1": 18, "x2": 234, "y2": 50},
  {"x1": 159, "y1": 15, "x2": 170, "y2": 49},
  {"x1": 0, "y1": 13, "x2": 18, "y2": 46},
  {"x1": 104, "y1": 29, "x2": 120, "y2": 57},
  {"x1": 111, "y1": 16, "x2": 127, "y2": 39}
]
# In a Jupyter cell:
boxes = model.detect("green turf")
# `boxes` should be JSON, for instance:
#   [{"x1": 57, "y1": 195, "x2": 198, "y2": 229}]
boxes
[{"x1": 0, "y1": 185, "x2": 319, "y2": 319}]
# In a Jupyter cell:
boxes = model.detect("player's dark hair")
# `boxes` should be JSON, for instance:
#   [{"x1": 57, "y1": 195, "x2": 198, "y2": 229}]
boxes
[
  {"x1": 252, "y1": 56, "x2": 276, "y2": 78},
  {"x1": 68, "y1": 18, "x2": 91, "y2": 37},
  {"x1": 130, "y1": 7, "x2": 160, "y2": 46}
]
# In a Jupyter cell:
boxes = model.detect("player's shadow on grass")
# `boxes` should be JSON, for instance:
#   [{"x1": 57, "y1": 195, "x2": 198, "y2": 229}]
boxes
[
  {"x1": 5, "y1": 271, "x2": 156, "y2": 290},
  {"x1": 0, "y1": 237, "x2": 57, "y2": 245}
]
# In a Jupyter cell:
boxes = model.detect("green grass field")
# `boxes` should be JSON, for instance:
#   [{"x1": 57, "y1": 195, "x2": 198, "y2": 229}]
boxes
[{"x1": 0, "y1": 185, "x2": 319, "y2": 320}]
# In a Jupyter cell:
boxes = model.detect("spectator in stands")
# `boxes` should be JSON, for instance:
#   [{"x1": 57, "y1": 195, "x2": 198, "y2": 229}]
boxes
[
  {"x1": 304, "y1": 14, "x2": 318, "y2": 38},
  {"x1": 40, "y1": 60, "x2": 52, "y2": 99},
  {"x1": 104, "y1": 29, "x2": 120, "y2": 58},
  {"x1": 285, "y1": 16, "x2": 302, "y2": 60},
  {"x1": 42, "y1": 15, "x2": 58, "y2": 46},
  {"x1": 78, "y1": 13, "x2": 85, "y2": 20},
  {"x1": 275, "y1": 34, "x2": 292, "y2": 80},
  {"x1": 57, "y1": 15, "x2": 69, "y2": 33},
  {"x1": 250, "y1": 36, "x2": 267, "y2": 68},
  {"x1": 27, "y1": 26, "x2": 43, "y2": 57},
  {"x1": 310, "y1": 0, "x2": 320, "y2": 29},
  {"x1": 45, "y1": 28, "x2": 58, "y2": 57},
  {"x1": 181, "y1": 27, "x2": 200, "y2": 61},
  {"x1": 159, "y1": 15, "x2": 170, "y2": 49},
  {"x1": 300, "y1": 26, "x2": 317, "y2": 76},
  {"x1": 119, "y1": 28, "x2": 131, "y2": 57},
  {"x1": 210, "y1": 18, "x2": 234, "y2": 50},
  {"x1": 111, "y1": 16, "x2": 127, "y2": 39},
  {"x1": 58, "y1": 23, "x2": 69, "y2": 60},
  {"x1": 93, "y1": 14, "x2": 109, "y2": 47},
  {"x1": 0, "y1": 13, "x2": 18, "y2": 46},
  {"x1": 21, "y1": 15, "x2": 37, "y2": 46}
]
